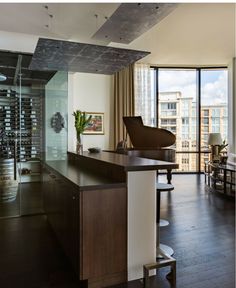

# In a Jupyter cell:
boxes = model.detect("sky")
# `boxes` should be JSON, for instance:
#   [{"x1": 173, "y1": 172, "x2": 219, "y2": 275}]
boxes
[{"x1": 158, "y1": 69, "x2": 228, "y2": 106}]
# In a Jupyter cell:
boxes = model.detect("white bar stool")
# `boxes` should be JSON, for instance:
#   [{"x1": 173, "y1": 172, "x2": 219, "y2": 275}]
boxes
[{"x1": 156, "y1": 182, "x2": 174, "y2": 258}]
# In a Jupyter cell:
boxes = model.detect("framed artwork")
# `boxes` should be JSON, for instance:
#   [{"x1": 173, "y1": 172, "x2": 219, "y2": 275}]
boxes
[{"x1": 83, "y1": 112, "x2": 104, "y2": 135}]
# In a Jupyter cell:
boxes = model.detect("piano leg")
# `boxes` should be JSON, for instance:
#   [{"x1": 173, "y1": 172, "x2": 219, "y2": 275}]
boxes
[{"x1": 167, "y1": 169, "x2": 172, "y2": 184}]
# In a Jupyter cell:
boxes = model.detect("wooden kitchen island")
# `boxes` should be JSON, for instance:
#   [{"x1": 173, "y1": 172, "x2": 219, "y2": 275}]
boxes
[{"x1": 43, "y1": 151, "x2": 178, "y2": 288}]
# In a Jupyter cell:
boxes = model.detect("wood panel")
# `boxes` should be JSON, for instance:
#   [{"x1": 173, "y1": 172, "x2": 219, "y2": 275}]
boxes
[
  {"x1": 43, "y1": 165, "x2": 127, "y2": 287},
  {"x1": 42, "y1": 167, "x2": 79, "y2": 273},
  {"x1": 80, "y1": 187, "x2": 127, "y2": 285}
]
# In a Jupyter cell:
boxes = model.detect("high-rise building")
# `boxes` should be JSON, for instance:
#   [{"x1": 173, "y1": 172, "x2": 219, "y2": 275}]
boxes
[{"x1": 159, "y1": 92, "x2": 227, "y2": 172}]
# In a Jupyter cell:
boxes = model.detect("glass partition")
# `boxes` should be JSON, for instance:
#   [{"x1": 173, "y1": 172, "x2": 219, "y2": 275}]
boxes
[
  {"x1": 0, "y1": 81, "x2": 20, "y2": 217},
  {"x1": 0, "y1": 58, "x2": 45, "y2": 216},
  {"x1": 45, "y1": 71, "x2": 68, "y2": 161},
  {"x1": 0, "y1": 53, "x2": 62, "y2": 218}
]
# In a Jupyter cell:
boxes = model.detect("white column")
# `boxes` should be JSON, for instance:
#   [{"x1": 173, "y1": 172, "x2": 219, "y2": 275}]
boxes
[{"x1": 127, "y1": 170, "x2": 156, "y2": 281}]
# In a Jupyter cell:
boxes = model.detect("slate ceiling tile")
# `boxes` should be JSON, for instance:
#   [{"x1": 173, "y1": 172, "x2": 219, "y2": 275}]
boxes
[
  {"x1": 29, "y1": 38, "x2": 150, "y2": 75},
  {"x1": 92, "y1": 3, "x2": 177, "y2": 44}
]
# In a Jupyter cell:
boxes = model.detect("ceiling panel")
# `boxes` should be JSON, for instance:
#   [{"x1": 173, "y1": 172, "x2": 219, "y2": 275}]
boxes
[
  {"x1": 29, "y1": 38, "x2": 150, "y2": 75},
  {"x1": 92, "y1": 3, "x2": 177, "y2": 44}
]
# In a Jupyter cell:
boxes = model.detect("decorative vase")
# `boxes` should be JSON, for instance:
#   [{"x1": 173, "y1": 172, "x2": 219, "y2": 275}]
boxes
[{"x1": 76, "y1": 133, "x2": 83, "y2": 154}]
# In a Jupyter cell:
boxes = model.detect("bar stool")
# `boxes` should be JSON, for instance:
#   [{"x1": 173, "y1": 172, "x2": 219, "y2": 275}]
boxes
[
  {"x1": 143, "y1": 182, "x2": 176, "y2": 288},
  {"x1": 160, "y1": 219, "x2": 169, "y2": 227},
  {"x1": 143, "y1": 254, "x2": 176, "y2": 288},
  {"x1": 156, "y1": 183, "x2": 174, "y2": 257}
]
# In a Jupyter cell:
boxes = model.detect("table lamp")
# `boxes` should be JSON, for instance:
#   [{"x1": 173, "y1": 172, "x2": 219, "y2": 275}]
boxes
[{"x1": 207, "y1": 133, "x2": 222, "y2": 162}]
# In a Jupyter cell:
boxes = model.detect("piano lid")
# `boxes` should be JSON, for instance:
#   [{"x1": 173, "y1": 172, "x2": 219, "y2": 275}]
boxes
[{"x1": 123, "y1": 116, "x2": 176, "y2": 149}]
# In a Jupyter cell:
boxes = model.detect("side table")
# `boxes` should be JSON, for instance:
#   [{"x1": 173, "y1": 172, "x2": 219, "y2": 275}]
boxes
[{"x1": 204, "y1": 161, "x2": 235, "y2": 196}]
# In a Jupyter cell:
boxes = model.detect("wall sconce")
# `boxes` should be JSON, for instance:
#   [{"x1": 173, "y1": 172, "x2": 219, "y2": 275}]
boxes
[{"x1": 207, "y1": 133, "x2": 222, "y2": 163}]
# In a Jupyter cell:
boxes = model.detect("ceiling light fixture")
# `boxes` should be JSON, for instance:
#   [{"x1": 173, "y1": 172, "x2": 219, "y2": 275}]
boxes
[{"x1": 0, "y1": 73, "x2": 7, "y2": 81}]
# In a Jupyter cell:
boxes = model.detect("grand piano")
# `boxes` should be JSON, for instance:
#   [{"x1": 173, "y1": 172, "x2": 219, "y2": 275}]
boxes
[{"x1": 123, "y1": 116, "x2": 176, "y2": 183}]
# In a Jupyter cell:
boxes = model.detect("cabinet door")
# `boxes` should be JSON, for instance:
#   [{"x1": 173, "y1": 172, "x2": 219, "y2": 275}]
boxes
[
  {"x1": 43, "y1": 167, "x2": 78, "y2": 272},
  {"x1": 80, "y1": 187, "x2": 127, "y2": 284},
  {"x1": 42, "y1": 167, "x2": 54, "y2": 223},
  {"x1": 54, "y1": 177, "x2": 78, "y2": 269}
]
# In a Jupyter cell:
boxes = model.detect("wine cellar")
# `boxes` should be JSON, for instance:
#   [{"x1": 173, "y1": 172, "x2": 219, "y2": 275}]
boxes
[
  {"x1": 0, "y1": 88, "x2": 42, "y2": 183},
  {"x1": 0, "y1": 50, "x2": 55, "y2": 216}
]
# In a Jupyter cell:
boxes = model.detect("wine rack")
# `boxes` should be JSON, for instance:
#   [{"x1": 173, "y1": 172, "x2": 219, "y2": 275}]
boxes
[{"x1": 0, "y1": 88, "x2": 42, "y2": 182}]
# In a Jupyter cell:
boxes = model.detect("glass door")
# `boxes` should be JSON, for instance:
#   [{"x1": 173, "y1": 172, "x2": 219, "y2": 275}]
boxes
[
  {"x1": 0, "y1": 52, "x2": 46, "y2": 218},
  {"x1": 0, "y1": 64, "x2": 20, "y2": 217},
  {"x1": 17, "y1": 70, "x2": 45, "y2": 216}
]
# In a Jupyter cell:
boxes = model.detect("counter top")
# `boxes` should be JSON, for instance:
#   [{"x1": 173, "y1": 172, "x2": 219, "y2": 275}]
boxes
[
  {"x1": 45, "y1": 152, "x2": 178, "y2": 191},
  {"x1": 68, "y1": 151, "x2": 179, "y2": 171},
  {"x1": 45, "y1": 160, "x2": 126, "y2": 191}
]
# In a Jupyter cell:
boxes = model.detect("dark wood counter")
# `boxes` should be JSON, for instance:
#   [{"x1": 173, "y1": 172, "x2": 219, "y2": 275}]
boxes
[
  {"x1": 68, "y1": 151, "x2": 179, "y2": 171},
  {"x1": 44, "y1": 160, "x2": 126, "y2": 191},
  {"x1": 43, "y1": 156, "x2": 128, "y2": 288},
  {"x1": 43, "y1": 151, "x2": 178, "y2": 287}
]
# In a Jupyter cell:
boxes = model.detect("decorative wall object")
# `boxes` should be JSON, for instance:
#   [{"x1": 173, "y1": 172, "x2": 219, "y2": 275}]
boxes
[
  {"x1": 83, "y1": 112, "x2": 104, "y2": 135},
  {"x1": 29, "y1": 38, "x2": 150, "y2": 75},
  {"x1": 50, "y1": 112, "x2": 65, "y2": 133}
]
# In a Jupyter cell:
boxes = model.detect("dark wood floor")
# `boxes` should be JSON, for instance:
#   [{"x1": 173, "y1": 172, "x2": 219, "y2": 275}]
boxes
[
  {"x1": 0, "y1": 175, "x2": 234, "y2": 288},
  {"x1": 0, "y1": 182, "x2": 43, "y2": 218}
]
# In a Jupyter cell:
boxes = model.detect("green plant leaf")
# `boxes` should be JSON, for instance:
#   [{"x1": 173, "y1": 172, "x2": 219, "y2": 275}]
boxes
[{"x1": 73, "y1": 110, "x2": 92, "y2": 137}]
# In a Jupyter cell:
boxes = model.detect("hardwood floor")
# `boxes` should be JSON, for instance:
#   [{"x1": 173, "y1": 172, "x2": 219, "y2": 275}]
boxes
[
  {"x1": 0, "y1": 175, "x2": 234, "y2": 288},
  {"x1": 0, "y1": 182, "x2": 43, "y2": 218}
]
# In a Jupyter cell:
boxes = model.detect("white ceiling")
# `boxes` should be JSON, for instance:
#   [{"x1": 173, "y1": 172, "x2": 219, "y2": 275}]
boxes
[
  {"x1": 0, "y1": 3, "x2": 235, "y2": 66},
  {"x1": 0, "y1": 3, "x2": 119, "y2": 43}
]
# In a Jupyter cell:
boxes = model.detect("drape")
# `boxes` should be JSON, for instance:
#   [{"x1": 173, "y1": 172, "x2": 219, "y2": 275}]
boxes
[{"x1": 113, "y1": 64, "x2": 134, "y2": 148}]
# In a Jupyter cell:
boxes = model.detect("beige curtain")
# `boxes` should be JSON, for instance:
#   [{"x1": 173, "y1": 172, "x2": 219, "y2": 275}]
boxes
[{"x1": 114, "y1": 64, "x2": 134, "y2": 148}]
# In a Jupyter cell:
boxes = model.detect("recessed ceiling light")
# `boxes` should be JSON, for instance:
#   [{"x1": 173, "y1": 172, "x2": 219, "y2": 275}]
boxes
[{"x1": 0, "y1": 73, "x2": 7, "y2": 81}]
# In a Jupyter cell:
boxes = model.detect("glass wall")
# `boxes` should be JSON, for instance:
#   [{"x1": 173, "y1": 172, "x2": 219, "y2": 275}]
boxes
[
  {"x1": 0, "y1": 57, "x2": 46, "y2": 217},
  {"x1": 0, "y1": 82, "x2": 20, "y2": 217},
  {"x1": 45, "y1": 71, "x2": 68, "y2": 161}
]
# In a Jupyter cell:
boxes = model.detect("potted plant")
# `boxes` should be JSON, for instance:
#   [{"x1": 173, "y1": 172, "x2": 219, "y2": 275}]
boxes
[{"x1": 73, "y1": 110, "x2": 91, "y2": 153}]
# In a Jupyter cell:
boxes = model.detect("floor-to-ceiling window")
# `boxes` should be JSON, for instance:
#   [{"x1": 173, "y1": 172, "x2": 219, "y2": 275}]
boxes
[
  {"x1": 158, "y1": 69, "x2": 198, "y2": 172},
  {"x1": 200, "y1": 69, "x2": 228, "y2": 171},
  {"x1": 134, "y1": 66, "x2": 228, "y2": 173}
]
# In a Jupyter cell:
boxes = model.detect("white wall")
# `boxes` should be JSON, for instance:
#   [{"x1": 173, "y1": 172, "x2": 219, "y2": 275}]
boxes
[{"x1": 68, "y1": 72, "x2": 114, "y2": 152}]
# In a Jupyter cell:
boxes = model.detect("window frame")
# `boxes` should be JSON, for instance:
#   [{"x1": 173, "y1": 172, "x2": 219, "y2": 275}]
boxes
[{"x1": 151, "y1": 66, "x2": 228, "y2": 173}]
